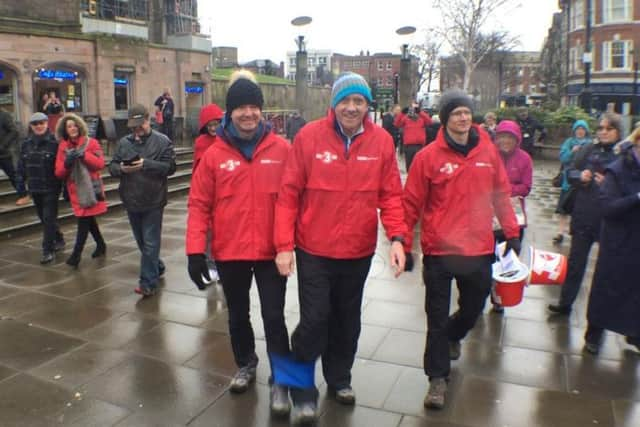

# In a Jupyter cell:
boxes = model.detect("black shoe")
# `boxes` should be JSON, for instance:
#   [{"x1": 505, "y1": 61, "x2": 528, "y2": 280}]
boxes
[
  {"x1": 53, "y1": 240, "x2": 65, "y2": 252},
  {"x1": 547, "y1": 303, "x2": 571, "y2": 315},
  {"x1": 66, "y1": 253, "x2": 81, "y2": 267},
  {"x1": 40, "y1": 252, "x2": 54, "y2": 264},
  {"x1": 552, "y1": 234, "x2": 564, "y2": 245},
  {"x1": 91, "y1": 244, "x2": 106, "y2": 258},
  {"x1": 449, "y1": 340, "x2": 461, "y2": 360},
  {"x1": 491, "y1": 304, "x2": 505, "y2": 314}
]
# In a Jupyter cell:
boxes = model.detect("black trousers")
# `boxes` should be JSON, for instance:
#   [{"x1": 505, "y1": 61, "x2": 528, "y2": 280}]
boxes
[
  {"x1": 216, "y1": 260, "x2": 289, "y2": 369},
  {"x1": 160, "y1": 120, "x2": 174, "y2": 142},
  {"x1": 292, "y1": 248, "x2": 372, "y2": 392},
  {"x1": 404, "y1": 144, "x2": 423, "y2": 173},
  {"x1": 31, "y1": 192, "x2": 63, "y2": 253},
  {"x1": 72, "y1": 216, "x2": 104, "y2": 255},
  {"x1": 423, "y1": 255, "x2": 493, "y2": 379},
  {"x1": 559, "y1": 229, "x2": 597, "y2": 307}
]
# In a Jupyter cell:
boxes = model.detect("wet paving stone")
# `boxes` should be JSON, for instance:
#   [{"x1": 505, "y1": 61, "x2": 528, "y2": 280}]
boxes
[
  {"x1": 19, "y1": 300, "x2": 119, "y2": 336},
  {"x1": 123, "y1": 322, "x2": 228, "y2": 364},
  {"x1": 0, "y1": 292, "x2": 71, "y2": 318},
  {"x1": 318, "y1": 401, "x2": 402, "y2": 427},
  {"x1": 81, "y1": 355, "x2": 227, "y2": 424},
  {"x1": 0, "y1": 320, "x2": 85, "y2": 370},
  {"x1": 613, "y1": 400, "x2": 640, "y2": 427},
  {"x1": 0, "y1": 263, "x2": 72, "y2": 287},
  {"x1": 0, "y1": 373, "x2": 129, "y2": 427},
  {"x1": 371, "y1": 328, "x2": 424, "y2": 368},
  {"x1": 30, "y1": 343, "x2": 129, "y2": 389},
  {"x1": 81, "y1": 312, "x2": 162, "y2": 349},
  {"x1": 362, "y1": 300, "x2": 426, "y2": 332},
  {"x1": 566, "y1": 354, "x2": 640, "y2": 401}
]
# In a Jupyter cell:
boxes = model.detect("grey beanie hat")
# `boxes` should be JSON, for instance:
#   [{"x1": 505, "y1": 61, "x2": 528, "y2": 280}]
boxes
[
  {"x1": 29, "y1": 112, "x2": 48, "y2": 123},
  {"x1": 439, "y1": 89, "x2": 474, "y2": 127}
]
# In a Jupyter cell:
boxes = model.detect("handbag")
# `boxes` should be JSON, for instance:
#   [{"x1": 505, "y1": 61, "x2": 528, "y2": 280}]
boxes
[
  {"x1": 155, "y1": 110, "x2": 164, "y2": 125},
  {"x1": 551, "y1": 166, "x2": 563, "y2": 188}
]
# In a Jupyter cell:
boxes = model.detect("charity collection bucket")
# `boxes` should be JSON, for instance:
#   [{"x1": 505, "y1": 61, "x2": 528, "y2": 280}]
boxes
[
  {"x1": 492, "y1": 259, "x2": 530, "y2": 307},
  {"x1": 529, "y1": 246, "x2": 567, "y2": 285}
]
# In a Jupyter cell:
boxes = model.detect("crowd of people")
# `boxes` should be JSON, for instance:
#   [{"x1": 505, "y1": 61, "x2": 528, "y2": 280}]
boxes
[{"x1": 1, "y1": 69, "x2": 639, "y2": 425}]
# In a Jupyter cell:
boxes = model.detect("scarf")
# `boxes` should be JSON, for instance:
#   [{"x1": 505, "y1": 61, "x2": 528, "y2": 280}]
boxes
[{"x1": 68, "y1": 138, "x2": 97, "y2": 208}]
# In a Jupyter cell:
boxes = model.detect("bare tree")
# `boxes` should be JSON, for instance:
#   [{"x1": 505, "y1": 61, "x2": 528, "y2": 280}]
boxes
[
  {"x1": 410, "y1": 30, "x2": 443, "y2": 94},
  {"x1": 434, "y1": 0, "x2": 520, "y2": 91}
]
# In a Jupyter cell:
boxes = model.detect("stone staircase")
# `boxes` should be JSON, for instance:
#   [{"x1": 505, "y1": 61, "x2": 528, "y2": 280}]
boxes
[{"x1": 0, "y1": 147, "x2": 194, "y2": 239}]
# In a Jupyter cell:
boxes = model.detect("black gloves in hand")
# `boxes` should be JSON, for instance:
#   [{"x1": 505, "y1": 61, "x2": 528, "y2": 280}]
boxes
[
  {"x1": 64, "y1": 150, "x2": 81, "y2": 169},
  {"x1": 503, "y1": 238, "x2": 522, "y2": 257},
  {"x1": 405, "y1": 252, "x2": 414, "y2": 272},
  {"x1": 188, "y1": 254, "x2": 211, "y2": 290}
]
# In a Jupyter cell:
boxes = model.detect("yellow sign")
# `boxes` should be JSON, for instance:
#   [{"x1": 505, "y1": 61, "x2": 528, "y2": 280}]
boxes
[{"x1": 68, "y1": 85, "x2": 75, "y2": 96}]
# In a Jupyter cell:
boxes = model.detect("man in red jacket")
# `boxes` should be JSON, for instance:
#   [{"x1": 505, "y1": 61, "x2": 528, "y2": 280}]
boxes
[
  {"x1": 403, "y1": 89, "x2": 520, "y2": 410},
  {"x1": 185, "y1": 70, "x2": 292, "y2": 417},
  {"x1": 394, "y1": 101, "x2": 432, "y2": 172},
  {"x1": 273, "y1": 72, "x2": 407, "y2": 424}
]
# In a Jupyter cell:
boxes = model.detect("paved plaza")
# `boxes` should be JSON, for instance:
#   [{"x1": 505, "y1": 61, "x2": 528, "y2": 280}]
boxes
[{"x1": 0, "y1": 161, "x2": 639, "y2": 426}]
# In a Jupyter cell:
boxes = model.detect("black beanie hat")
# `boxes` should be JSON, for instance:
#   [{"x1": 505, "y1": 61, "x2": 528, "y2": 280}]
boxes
[
  {"x1": 225, "y1": 73, "x2": 264, "y2": 117},
  {"x1": 439, "y1": 89, "x2": 474, "y2": 127}
]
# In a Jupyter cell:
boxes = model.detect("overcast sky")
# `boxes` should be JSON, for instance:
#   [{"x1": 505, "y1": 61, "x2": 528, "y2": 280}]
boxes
[{"x1": 199, "y1": 1, "x2": 561, "y2": 64}]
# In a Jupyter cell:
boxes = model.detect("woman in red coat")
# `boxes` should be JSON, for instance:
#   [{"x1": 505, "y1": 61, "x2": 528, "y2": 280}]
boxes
[
  {"x1": 193, "y1": 103, "x2": 224, "y2": 173},
  {"x1": 54, "y1": 113, "x2": 107, "y2": 267}
]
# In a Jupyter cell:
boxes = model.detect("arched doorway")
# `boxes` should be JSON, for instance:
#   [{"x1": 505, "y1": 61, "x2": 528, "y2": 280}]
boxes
[
  {"x1": 0, "y1": 62, "x2": 20, "y2": 121},
  {"x1": 32, "y1": 62, "x2": 86, "y2": 114}
]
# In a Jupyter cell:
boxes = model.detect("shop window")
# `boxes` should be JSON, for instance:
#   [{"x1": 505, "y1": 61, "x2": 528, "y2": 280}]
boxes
[
  {"x1": 114, "y1": 71, "x2": 133, "y2": 111},
  {"x1": 33, "y1": 67, "x2": 83, "y2": 112}
]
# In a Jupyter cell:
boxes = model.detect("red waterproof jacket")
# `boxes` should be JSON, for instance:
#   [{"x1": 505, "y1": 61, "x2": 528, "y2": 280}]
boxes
[
  {"x1": 403, "y1": 125, "x2": 519, "y2": 256},
  {"x1": 394, "y1": 111, "x2": 432, "y2": 145},
  {"x1": 274, "y1": 110, "x2": 406, "y2": 259},
  {"x1": 55, "y1": 137, "x2": 107, "y2": 217},
  {"x1": 193, "y1": 133, "x2": 216, "y2": 173},
  {"x1": 186, "y1": 128, "x2": 290, "y2": 261}
]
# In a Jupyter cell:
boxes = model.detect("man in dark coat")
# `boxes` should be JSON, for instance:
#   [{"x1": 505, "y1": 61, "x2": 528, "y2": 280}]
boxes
[
  {"x1": 516, "y1": 107, "x2": 546, "y2": 157},
  {"x1": 584, "y1": 129, "x2": 640, "y2": 353},
  {"x1": 0, "y1": 108, "x2": 29, "y2": 205},
  {"x1": 285, "y1": 111, "x2": 306, "y2": 142}
]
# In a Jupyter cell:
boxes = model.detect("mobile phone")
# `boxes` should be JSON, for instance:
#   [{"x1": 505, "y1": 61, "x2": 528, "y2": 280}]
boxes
[{"x1": 122, "y1": 155, "x2": 140, "y2": 166}]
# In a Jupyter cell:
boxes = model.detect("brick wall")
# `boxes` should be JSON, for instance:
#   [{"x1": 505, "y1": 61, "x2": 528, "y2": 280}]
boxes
[{"x1": 0, "y1": 0, "x2": 79, "y2": 30}]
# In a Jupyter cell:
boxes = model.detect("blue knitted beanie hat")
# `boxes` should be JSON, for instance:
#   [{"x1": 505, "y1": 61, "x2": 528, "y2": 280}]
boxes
[{"x1": 331, "y1": 73, "x2": 373, "y2": 108}]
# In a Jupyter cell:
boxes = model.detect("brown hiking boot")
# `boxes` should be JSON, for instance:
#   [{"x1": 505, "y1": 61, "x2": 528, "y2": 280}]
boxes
[{"x1": 424, "y1": 378, "x2": 447, "y2": 409}]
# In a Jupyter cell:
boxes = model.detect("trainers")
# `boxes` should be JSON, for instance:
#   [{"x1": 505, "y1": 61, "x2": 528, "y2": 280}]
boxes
[
  {"x1": 625, "y1": 336, "x2": 640, "y2": 352},
  {"x1": 229, "y1": 364, "x2": 257, "y2": 393},
  {"x1": 269, "y1": 384, "x2": 290, "y2": 416},
  {"x1": 332, "y1": 386, "x2": 356, "y2": 405},
  {"x1": 449, "y1": 340, "x2": 461, "y2": 360},
  {"x1": 547, "y1": 303, "x2": 571, "y2": 315},
  {"x1": 424, "y1": 377, "x2": 447, "y2": 409},
  {"x1": 134, "y1": 286, "x2": 157, "y2": 297},
  {"x1": 583, "y1": 341, "x2": 600, "y2": 355},
  {"x1": 40, "y1": 252, "x2": 54, "y2": 264},
  {"x1": 291, "y1": 401, "x2": 317, "y2": 425},
  {"x1": 15, "y1": 195, "x2": 30, "y2": 206}
]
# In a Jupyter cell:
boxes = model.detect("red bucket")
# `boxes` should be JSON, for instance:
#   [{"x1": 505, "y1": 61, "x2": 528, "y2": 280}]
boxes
[
  {"x1": 529, "y1": 246, "x2": 567, "y2": 285},
  {"x1": 492, "y1": 259, "x2": 530, "y2": 307}
]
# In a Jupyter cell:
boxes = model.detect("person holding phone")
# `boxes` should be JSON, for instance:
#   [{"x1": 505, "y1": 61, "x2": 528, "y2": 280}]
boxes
[
  {"x1": 548, "y1": 113, "x2": 622, "y2": 316},
  {"x1": 109, "y1": 104, "x2": 176, "y2": 297}
]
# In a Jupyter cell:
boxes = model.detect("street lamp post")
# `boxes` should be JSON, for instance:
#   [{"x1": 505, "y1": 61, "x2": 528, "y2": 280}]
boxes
[
  {"x1": 396, "y1": 26, "x2": 416, "y2": 108},
  {"x1": 633, "y1": 49, "x2": 639, "y2": 116},
  {"x1": 580, "y1": 0, "x2": 592, "y2": 113},
  {"x1": 291, "y1": 16, "x2": 312, "y2": 119}
]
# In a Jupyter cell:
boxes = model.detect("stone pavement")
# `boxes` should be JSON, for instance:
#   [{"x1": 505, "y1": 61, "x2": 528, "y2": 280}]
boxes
[{"x1": 0, "y1": 160, "x2": 639, "y2": 427}]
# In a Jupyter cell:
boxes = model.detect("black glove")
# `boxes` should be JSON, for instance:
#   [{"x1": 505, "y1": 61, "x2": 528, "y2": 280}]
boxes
[
  {"x1": 64, "y1": 151, "x2": 80, "y2": 169},
  {"x1": 503, "y1": 238, "x2": 521, "y2": 257},
  {"x1": 405, "y1": 252, "x2": 414, "y2": 272},
  {"x1": 188, "y1": 254, "x2": 211, "y2": 290}
]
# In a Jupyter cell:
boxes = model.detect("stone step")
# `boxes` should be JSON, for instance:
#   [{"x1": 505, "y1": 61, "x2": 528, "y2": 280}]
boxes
[{"x1": 0, "y1": 148, "x2": 194, "y2": 239}]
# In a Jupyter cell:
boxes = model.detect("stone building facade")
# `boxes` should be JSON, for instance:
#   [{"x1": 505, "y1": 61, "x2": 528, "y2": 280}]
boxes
[{"x1": 0, "y1": 0, "x2": 211, "y2": 141}]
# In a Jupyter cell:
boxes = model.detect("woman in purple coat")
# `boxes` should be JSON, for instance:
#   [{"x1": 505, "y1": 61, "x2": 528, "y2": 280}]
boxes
[{"x1": 491, "y1": 120, "x2": 533, "y2": 312}]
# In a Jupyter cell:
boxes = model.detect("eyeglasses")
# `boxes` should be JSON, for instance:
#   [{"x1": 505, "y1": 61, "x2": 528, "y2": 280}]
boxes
[{"x1": 596, "y1": 126, "x2": 616, "y2": 132}]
